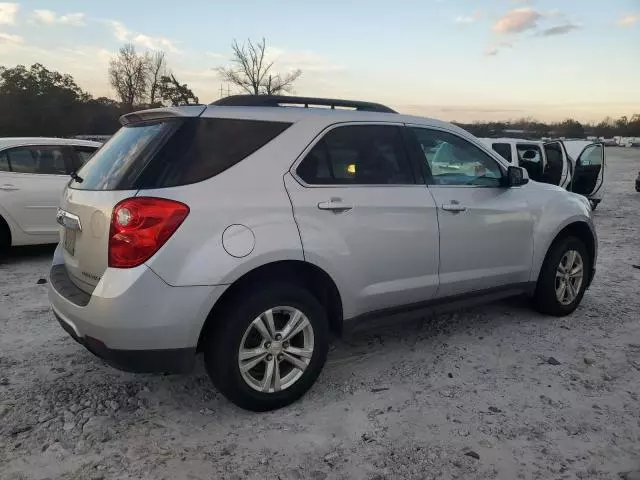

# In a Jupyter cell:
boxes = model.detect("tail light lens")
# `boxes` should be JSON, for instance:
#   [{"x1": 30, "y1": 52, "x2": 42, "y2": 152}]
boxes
[{"x1": 109, "y1": 197, "x2": 189, "y2": 268}]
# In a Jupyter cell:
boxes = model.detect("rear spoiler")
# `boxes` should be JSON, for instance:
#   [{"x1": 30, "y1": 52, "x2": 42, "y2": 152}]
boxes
[{"x1": 119, "y1": 105, "x2": 207, "y2": 126}]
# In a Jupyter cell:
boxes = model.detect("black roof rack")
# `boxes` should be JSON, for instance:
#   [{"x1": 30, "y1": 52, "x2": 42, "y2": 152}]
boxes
[{"x1": 210, "y1": 95, "x2": 397, "y2": 113}]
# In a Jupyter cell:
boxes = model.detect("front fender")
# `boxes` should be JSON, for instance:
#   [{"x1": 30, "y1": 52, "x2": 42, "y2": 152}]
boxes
[{"x1": 529, "y1": 190, "x2": 596, "y2": 283}]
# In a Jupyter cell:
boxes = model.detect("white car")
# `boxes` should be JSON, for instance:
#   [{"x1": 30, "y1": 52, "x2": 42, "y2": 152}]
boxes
[
  {"x1": 479, "y1": 138, "x2": 605, "y2": 209},
  {"x1": 0, "y1": 138, "x2": 102, "y2": 250},
  {"x1": 49, "y1": 96, "x2": 597, "y2": 411}
]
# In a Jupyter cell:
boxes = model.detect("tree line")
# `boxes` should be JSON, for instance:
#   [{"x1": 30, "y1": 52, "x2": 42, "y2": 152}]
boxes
[
  {"x1": 457, "y1": 116, "x2": 640, "y2": 140},
  {"x1": 1, "y1": 37, "x2": 639, "y2": 138}
]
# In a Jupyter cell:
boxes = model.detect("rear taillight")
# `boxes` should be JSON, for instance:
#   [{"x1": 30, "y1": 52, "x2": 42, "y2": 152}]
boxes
[{"x1": 108, "y1": 197, "x2": 189, "y2": 268}]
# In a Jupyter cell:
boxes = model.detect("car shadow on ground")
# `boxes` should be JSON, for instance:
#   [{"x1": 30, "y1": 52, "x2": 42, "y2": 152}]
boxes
[
  {"x1": 1, "y1": 244, "x2": 56, "y2": 265},
  {"x1": 46, "y1": 295, "x2": 542, "y2": 413}
]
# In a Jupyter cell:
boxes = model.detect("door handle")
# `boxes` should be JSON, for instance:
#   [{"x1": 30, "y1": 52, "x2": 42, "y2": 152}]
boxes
[
  {"x1": 318, "y1": 198, "x2": 353, "y2": 213},
  {"x1": 441, "y1": 202, "x2": 466, "y2": 213},
  {"x1": 0, "y1": 184, "x2": 19, "y2": 191}
]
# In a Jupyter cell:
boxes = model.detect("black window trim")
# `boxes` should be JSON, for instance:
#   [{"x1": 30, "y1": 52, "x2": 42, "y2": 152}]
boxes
[
  {"x1": 404, "y1": 124, "x2": 509, "y2": 189},
  {"x1": 290, "y1": 121, "x2": 423, "y2": 188},
  {"x1": 2, "y1": 144, "x2": 76, "y2": 177}
]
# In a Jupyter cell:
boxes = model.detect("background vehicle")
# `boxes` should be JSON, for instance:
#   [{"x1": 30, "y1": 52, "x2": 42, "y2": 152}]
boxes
[
  {"x1": 563, "y1": 140, "x2": 606, "y2": 210},
  {"x1": 49, "y1": 96, "x2": 597, "y2": 411},
  {"x1": 0, "y1": 138, "x2": 101, "y2": 250},
  {"x1": 480, "y1": 137, "x2": 605, "y2": 209}
]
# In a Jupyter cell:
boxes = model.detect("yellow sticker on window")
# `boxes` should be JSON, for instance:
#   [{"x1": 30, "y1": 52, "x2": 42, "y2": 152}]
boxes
[{"x1": 347, "y1": 164, "x2": 356, "y2": 174}]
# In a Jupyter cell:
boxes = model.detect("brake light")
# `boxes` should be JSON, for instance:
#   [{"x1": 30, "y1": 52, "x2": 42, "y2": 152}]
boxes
[{"x1": 109, "y1": 197, "x2": 189, "y2": 268}]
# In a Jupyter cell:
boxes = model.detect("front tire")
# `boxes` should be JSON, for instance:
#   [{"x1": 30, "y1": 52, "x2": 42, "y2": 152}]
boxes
[
  {"x1": 204, "y1": 283, "x2": 329, "y2": 411},
  {"x1": 533, "y1": 236, "x2": 590, "y2": 316}
]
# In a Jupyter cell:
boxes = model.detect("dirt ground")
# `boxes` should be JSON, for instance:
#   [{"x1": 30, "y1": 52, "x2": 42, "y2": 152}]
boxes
[{"x1": 1, "y1": 148, "x2": 639, "y2": 480}]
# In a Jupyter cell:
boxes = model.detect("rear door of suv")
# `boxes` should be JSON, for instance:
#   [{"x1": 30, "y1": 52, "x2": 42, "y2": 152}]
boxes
[{"x1": 285, "y1": 122, "x2": 440, "y2": 318}]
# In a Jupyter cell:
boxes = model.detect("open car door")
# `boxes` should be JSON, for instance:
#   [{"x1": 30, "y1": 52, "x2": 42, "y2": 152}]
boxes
[
  {"x1": 565, "y1": 141, "x2": 605, "y2": 197},
  {"x1": 542, "y1": 141, "x2": 570, "y2": 187}
]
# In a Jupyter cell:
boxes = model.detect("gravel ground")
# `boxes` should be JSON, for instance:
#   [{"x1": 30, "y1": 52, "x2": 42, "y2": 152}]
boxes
[{"x1": 1, "y1": 148, "x2": 639, "y2": 480}]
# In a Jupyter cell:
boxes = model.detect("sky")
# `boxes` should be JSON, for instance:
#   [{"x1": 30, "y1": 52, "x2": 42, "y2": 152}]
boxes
[{"x1": 0, "y1": 0, "x2": 639, "y2": 123}]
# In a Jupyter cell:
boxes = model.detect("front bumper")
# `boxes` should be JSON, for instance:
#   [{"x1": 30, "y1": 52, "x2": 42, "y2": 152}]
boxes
[{"x1": 48, "y1": 245, "x2": 226, "y2": 373}]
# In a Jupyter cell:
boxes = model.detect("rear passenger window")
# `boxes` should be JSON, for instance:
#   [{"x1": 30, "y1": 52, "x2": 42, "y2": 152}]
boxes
[
  {"x1": 7, "y1": 146, "x2": 68, "y2": 175},
  {"x1": 137, "y1": 118, "x2": 292, "y2": 188},
  {"x1": 516, "y1": 144, "x2": 544, "y2": 181},
  {"x1": 296, "y1": 125, "x2": 414, "y2": 185},
  {"x1": 73, "y1": 147, "x2": 98, "y2": 171},
  {"x1": 492, "y1": 143, "x2": 512, "y2": 163}
]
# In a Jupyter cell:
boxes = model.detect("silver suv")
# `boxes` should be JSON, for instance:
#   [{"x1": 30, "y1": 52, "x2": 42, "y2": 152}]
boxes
[{"x1": 49, "y1": 95, "x2": 597, "y2": 411}]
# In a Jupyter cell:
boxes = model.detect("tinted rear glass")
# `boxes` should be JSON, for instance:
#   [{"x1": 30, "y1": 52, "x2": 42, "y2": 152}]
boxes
[
  {"x1": 71, "y1": 118, "x2": 291, "y2": 190},
  {"x1": 492, "y1": 143, "x2": 512, "y2": 163},
  {"x1": 136, "y1": 118, "x2": 291, "y2": 188},
  {"x1": 71, "y1": 121, "x2": 175, "y2": 190}
]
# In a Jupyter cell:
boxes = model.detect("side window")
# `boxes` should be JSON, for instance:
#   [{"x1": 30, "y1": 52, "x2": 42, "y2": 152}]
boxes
[
  {"x1": 73, "y1": 146, "x2": 99, "y2": 171},
  {"x1": 7, "y1": 146, "x2": 68, "y2": 175},
  {"x1": 296, "y1": 125, "x2": 414, "y2": 185},
  {"x1": 492, "y1": 143, "x2": 512, "y2": 163},
  {"x1": 578, "y1": 145, "x2": 602, "y2": 166},
  {"x1": 516, "y1": 144, "x2": 544, "y2": 181},
  {"x1": 410, "y1": 128, "x2": 503, "y2": 186},
  {"x1": 0, "y1": 151, "x2": 9, "y2": 172}
]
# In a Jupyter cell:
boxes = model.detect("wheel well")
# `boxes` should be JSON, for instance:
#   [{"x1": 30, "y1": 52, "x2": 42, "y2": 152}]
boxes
[
  {"x1": 197, "y1": 260, "x2": 343, "y2": 351},
  {"x1": 0, "y1": 215, "x2": 11, "y2": 247},
  {"x1": 545, "y1": 222, "x2": 596, "y2": 271},
  {"x1": 556, "y1": 222, "x2": 595, "y2": 263}
]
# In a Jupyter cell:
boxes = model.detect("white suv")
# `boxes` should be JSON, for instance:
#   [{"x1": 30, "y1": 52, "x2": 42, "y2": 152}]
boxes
[{"x1": 49, "y1": 96, "x2": 597, "y2": 411}]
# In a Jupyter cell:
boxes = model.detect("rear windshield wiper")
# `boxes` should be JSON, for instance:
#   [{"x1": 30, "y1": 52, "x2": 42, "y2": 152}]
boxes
[{"x1": 70, "y1": 171, "x2": 84, "y2": 183}]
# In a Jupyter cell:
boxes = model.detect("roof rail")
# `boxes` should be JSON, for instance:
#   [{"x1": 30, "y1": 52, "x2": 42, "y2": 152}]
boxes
[{"x1": 210, "y1": 95, "x2": 397, "y2": 113}]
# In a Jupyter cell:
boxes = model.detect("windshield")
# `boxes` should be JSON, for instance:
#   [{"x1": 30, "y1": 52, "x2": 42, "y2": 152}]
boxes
[{"x1": 70, "y1": 120, "x2": 177, "y2": 190}]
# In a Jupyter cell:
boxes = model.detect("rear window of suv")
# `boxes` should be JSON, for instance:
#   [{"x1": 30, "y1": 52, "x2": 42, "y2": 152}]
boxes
[{"x1": 71, "y1": 118, "x2": 291, "y2": 190}]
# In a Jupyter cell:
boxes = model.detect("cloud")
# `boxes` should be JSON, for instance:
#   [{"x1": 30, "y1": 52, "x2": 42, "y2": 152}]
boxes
[
  {"x1": 266, "y1": 47, "x2": 345, "y2": 73},
  {"x1": 484, "y1": 41, "x2": 512, "y2": 57},
  {"x1": 539, "y1": 23, "x2": 580, "y2": 36},
  {"x1": 492, "y1": 8, "x2": 541, "y2": 33},
  {"x1": 618, "y1": 14, "x2": 638, "y2": 27},
  {"x1": 32, "y1": 10, "x2": 86, "y2": 26},
  {"x1": 0, "y1": 2, "x2": 18, "y2": 25},
  {"x1": 109, "y1": 20, "x2": 129, "y2": 41},
  {"x1": 455, "y1": 10, "x2": 482, "y2": 24},
  {"x1": 108, "y1": 20, "x2": 181, "y2": 53},
  {"x1": 0, "y1": 31, "x2": 22, "y2": 43}
]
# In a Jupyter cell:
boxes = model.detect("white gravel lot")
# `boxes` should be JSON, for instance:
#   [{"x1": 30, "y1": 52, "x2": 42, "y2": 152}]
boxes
[{"x1": 1, "y1": 148, "x2": 639, "y2": 480}]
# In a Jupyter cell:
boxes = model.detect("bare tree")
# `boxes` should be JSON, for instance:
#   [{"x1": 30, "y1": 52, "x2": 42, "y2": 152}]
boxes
[
  {"x1": 216, "y1": 38, "x2": 302, "y2": 95},
  {"x1": 147, "y1": 50, "x2": 167, "y2": 106},
  {"x1": 108, "y1": 43, "x2": 149, "y2": 111}
]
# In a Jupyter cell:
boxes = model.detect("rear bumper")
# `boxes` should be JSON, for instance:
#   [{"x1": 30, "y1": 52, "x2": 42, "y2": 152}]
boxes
[
  {"x1": 54, "y1": 310, "x2": 194, "y2": 373},
  {"x1": 48, "y1": 244, "x2": 226, "y2": 373}
]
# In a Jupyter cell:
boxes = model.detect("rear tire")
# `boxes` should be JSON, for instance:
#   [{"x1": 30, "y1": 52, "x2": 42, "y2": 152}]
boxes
[
  {"x1": 533, "y1": 236, "x2": 590, "y2": 316},
  {"x1": 204, "y1": 283, "x2": 329, "y2": 411},
  {"x1": 0, "y1": 217, "x2": 10, "y2": 256}
]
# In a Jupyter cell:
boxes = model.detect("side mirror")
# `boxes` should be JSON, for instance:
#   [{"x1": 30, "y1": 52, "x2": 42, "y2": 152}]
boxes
[{"x1": 506, "y1": 166, "x2": 529, "y2": 187}]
